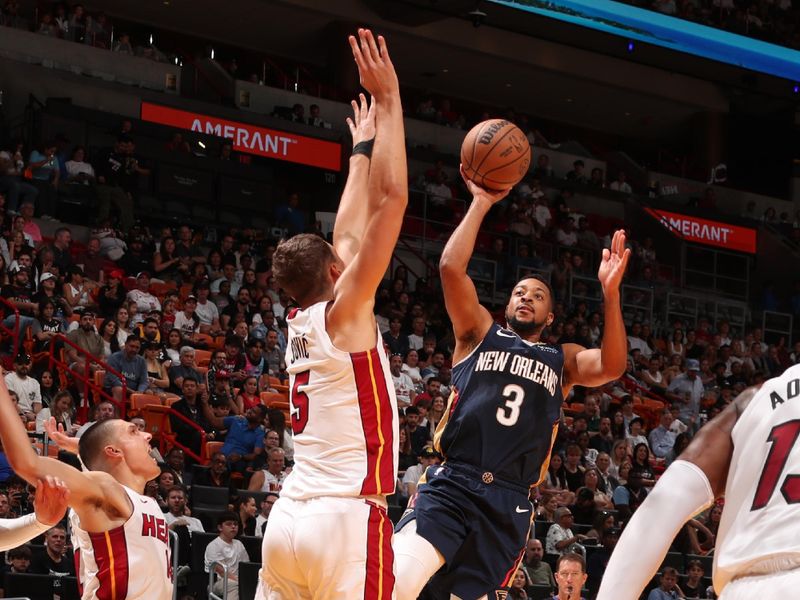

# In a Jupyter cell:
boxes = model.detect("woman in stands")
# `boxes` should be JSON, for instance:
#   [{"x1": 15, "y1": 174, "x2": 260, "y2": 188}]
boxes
[
  {"x1": 540, "y1": 453, "x2": 575, "y2": 506},
  {"x1": 586, "y1": 511, "x2": 616, "y2": 543},
  {"x1": 667, "y1": 329, "x2": 685, "y2": 358},
  {"x1": 153, "y1": 236, "x2": 186, "y2": 284},
  {"x1": 535, "y1": 493, "x2": 558, "y2": 521},
  {"x1": 397, "y1": 425, "x2": 416, "y2": 473},
  {"x1": 37, "y1": 369, "x2": 58, "y2": 409},
  {"x1": 508, "y1": 569, "x2": 530, "y2": 600},
  {"x1": 164, "y1": 328, "x2": 183, "y2": 364},
  {"x1": 583, "y1": 467, "x2": 613, "y2": 509},
  {"x1": 630, "y1": 442, "x2": 656, "y2": 488},
  {"x1": 234, "y1": 376, "x2": 260, "y2": 415},
  {"x1": 608, "y1": 439, "x2": 629, "y2": 481},
  {"x1": 427, "y1": 394, "x2": 446, "y2": 436},
  {"x1": 402, "y1": 349, "x2": 424, "y2": 392},
  {"x1": 113, "y1": 304, "x2": 132, "y2": 348},
  {"x1": 143, "y1": 341, "x2": 169, "y2": 394},
  {"x1": 35, "y1": 390, "x2": 77, "y2": 436},
  {"x1": 236, "y1": 495, "x2": 258, "y2": 536},
  {"x1": 62, "y1": 266, "x2": 97, "y2": 314},
  {"x1": 98, "y1": 317, "x2": 119, "y2": 359}
]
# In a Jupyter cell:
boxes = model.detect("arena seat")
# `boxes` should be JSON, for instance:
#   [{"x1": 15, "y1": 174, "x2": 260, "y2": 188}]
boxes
[
  {"x1": 239, "y1": 562, "x2": 262, "y2": 600},
  {"x1": 240, "y1": 535, "x2": 263, "y2": 563},
  {"x1": 204, "y1": 441, "x2": 224, "y2": 460},
  {"x1": 191, "y1": 485, "x2": 230, "y2": 511}
]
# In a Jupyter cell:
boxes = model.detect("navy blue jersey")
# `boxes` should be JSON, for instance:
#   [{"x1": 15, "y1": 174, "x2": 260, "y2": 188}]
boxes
[{"x1": 435, "y1": 323, "x2": 563, "y2": 487}]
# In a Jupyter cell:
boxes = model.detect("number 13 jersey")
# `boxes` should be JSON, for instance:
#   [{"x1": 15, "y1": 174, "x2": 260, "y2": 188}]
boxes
[
  {"x1": 435, "y1": 323, "x2": 563, "y2": 487},
  {"x1": 281, "y1": 301, "x2": 398, "y2": 501},
  {"x1": 714, "y1": 363, "x2": 800, "y2": 591}
]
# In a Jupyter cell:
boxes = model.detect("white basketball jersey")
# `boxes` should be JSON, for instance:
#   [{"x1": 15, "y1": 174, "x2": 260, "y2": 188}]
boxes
[
  {"x1": 714, "y1": 364, "x2": 800, "y2": 590},
  {"x1": 280, "y1": 301, "x2": 398, "y2": 500},
  {"x1": 70, "y1": 485, "x2": 173, "y2": 599}
]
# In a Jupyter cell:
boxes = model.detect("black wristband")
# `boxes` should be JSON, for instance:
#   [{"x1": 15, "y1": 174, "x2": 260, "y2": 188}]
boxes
[{"x1": 352, "y1": 138, "x2": 375, "y2": 158}]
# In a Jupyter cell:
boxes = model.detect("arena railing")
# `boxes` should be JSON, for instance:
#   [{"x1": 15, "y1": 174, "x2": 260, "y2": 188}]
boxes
[
  {"x1": 140, "y1": 404, "x2": 208, "y2": 465},
  {"x1": 0, "y1": 297, "x2": 21, "y2": 369},
  {"x1": 48, "y1": 334, "x2": 127, "y2": 422}
]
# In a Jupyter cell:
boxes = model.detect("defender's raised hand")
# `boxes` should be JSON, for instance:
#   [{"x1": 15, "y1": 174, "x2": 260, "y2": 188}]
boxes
[
  {"x1": 597, "y1": 229, "x2": 631, "y2": 294},
  {"x1": 346, "y1": 93, "x2": 376, "y2": 147},
  {"x1": 348, "y1": 28, "x2": 399, "y2": 100}
]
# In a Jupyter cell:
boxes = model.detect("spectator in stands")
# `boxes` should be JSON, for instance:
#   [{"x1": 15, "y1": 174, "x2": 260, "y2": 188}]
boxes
[
  {"x1": 401, "y1": 446, "x2": 441, "y2": 497},
  {"x1": 104, "y1": 334, "x2": 149, "y2": 402},
  {"x1": 62, "y1": 266, "x2": 98, "y2": 314},
  {"x1": 585, "y1": 527, "x2": 619, "y2": 598},
  {"x1": 546, "y1": 507, "x2": 587, "y2": 555},
  {"x1": 0, "y1": 143, "x2": 38, "y2": 213},
  {"x1": 170, "y1": 378, "x2": 212, "y2": 458},
  {"x1": 556, "y1": 218, "x2": 578, "y2": 247},
  {"x1": 3, "y1": 544, "x2": 32, "y2": 580},
  {"x1": 35, "y1": 389, "x2": 77, "y2": 436},
  {"x1": 609, "y1": 171, "x2": 632, "y2": 194},
  {"x1": 30, "y1": 524, "x2": 74, "y2": 578},
  {"x1": 195, "y1": 451, "x2": 236, "y2": 493},
  {"x1": 127, "y1": 271, "x2": 161, "y2": 314},
  {"x1": 648, "y1": 567, "x2": 680, "y2": 600},
  {"x1": 4, "y1": 353, "x2": 39, "y2": 421},
  {"x1": 248, "y1": 447, "x2": 287, "y2": 492},
  {"x1": 307, "y1": 104, "x2": 329, "y2": 128},
  {"x1": 565, "y1": 160, "x2": 587, "y2": 184},
  {"x1": 27, "y1": 141, "x2": 59, "y2": 219},
  {"x1": 588, "y1": 167, "x2": 605, "y2": 189},
  {"x1": 95, "y1": 136, "x2": 137, "y2": 231},
  {"x1": 383, "y1": 317, "x2": 409, "y2": 356},
  {"x1": 65, "y1": 310, "x2": 103, "y2": 371},
  {"x1": 532, "y1": 153, "x2": 553, "y2": 179},
  {"x1": 64, "y1": 145, "x2": 95, "y2": 185},
  {"x1": 390, "y1": 353, "x2": 416, "y2": 409},
  {"x1": 113, "y1": 32, "x2": 134, "y2": 54},
  {"x1": 18, "y1": 201, "x2": 41, "y2": 245},
  {"x1": 165, "y1": 486, "x2": 204, "y2": 533},
  {"x1": 221, "y1": 287, "x2": 252, "y2": 332},
  {"x1": 205, "y1": 512, "x2": 249, "y2": 600},
  {"x1": 612, "y1": 469, "x2": 648, "y2": 522},
  {"x1": 261, "y1": 330, "x2": 285, "y2": 381},
  {"x1": 522, "y1": 538, "x2": 555, "y2": 588},
  {"x1": 666, "y1": 358, "x2": 703, "y2": 430},
  {"x1": 165, "y1": 132, "x2": 191, "y2": 154},
  {"x1": 1, "y1": 265, "x2": 36, "y2": 335},
  {"x1": 202, "y1": 402, "x2": 266, "y2": 472},
  {"x1": 168, "y1": 346, "x2": 202, "y2": 394},
  {"x1": 153, "y1": 237, "x2": 188, "y2": 283},
  {"x1": 425, "y1": 171, "x2": 453, "y2": 218},
  {"x1": 254, "y1": 492, "x2": 278, "y2": 538},
  {"x1": 274, "y1": 192, "x2": 306, "y2": 236},
  {"x1": 118, "y1": 235, "x2": 150, "y2": 278},
  {"x1": 648, "y1": 409, "x2": 676, "y2": 459},
  {"x1": 75, "y1": 399, "x2": 116, "y2": 437},
  {"x1": 194, "y1": 281, "x2": 223, "y2": 336}
]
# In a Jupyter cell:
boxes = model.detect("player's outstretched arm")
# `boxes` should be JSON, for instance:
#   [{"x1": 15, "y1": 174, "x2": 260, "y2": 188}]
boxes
[
  {"x1": 562, "y1": 230, "x2": 630, "y2": 395},
  {"x1": 596, "y1": 390, "x2": 752, "y2": 600},
  {"x1": 440, "y1": 172, "x2": 508, "y2": 361},
  {"x1": 331, "y1": 30, "x2": 407, "y2": 331},
  {"x1": 0, "y1": 477, "x2": 69, "y2": 551},
  {"x1": 333, "y1": 93, "x2": 375, "y2": 267}
]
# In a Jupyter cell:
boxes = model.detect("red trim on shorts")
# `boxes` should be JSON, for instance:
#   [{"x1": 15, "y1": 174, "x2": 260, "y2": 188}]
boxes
[
  {"x1": 88, "y1": 525, "x2": 130, "y2": 600},
  {"x1": 352, "y1": 348, "x2": 395, "y2": 495},
  {"x1": 363, "y1": 501, "x2": 395, "y2": 600},
  {"x1": 499, "y1": 543, "x2": 527, "y2": 588}
]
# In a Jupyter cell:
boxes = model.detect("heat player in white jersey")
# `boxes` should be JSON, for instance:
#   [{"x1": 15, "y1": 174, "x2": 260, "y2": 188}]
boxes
[
  {"x1": 258, "y1": 28, "x2": 407, "y2": 600},
  {"x1": 0, "y1": 378, "x2": 172, "y2": 600},
  {"x1": 598, "y1": 364, "x2": 800, "y2": 600}
]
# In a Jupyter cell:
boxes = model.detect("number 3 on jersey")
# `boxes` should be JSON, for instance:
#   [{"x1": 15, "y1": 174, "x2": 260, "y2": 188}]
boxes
[
  {"x1": 497, "y1": 384, "x2": 525, "y2": 426},
  {"x1": 290, "y1": 370, "x2": 310, "y2": 435},
  {"x1": 751, "y1": 419, "x2": 800, "y2": 510}
]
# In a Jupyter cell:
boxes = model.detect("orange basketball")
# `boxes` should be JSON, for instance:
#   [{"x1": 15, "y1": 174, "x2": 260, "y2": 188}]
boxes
[{"x1": 460, "y1": 119, "x2": 531, "y2": 191}]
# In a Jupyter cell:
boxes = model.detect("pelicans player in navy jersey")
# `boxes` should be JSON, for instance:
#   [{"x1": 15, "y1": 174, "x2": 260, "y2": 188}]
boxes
[
  {"x1": 394, "y1": 173, "x2": 631, "y2": 600},
  {"x1": 0, "y1": 378, "x2": 172, "y2": 599},
  {"x1": 599, "y1": 366, "x2": 800, "y2": 600},
  {"x1": 258, "y1": 28, "x2": 406, "y2": 600}
]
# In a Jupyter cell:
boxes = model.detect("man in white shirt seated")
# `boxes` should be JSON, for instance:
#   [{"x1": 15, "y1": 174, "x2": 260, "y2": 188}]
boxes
[
  {"x1": 402, "y1": 447, "x2": 442, "y2": 497},
  {"x1": 164, "y1": 486, "x2": 204, "y2": 534},
  {"x1": 609, "y1": 171, "x2": 632, "y2": 194},
  {"x1": 126, "y1": 271, "x2": 161, "y2": 313},
  {"x1": 205, "y1": 511, "x2": 250, "y2": 600},
  {"x1": 247, "y1": 447, "x2": 287, "y2": 492},
  {"x1": 4, "y1": 353, "x2": 40, "y2": 422}
]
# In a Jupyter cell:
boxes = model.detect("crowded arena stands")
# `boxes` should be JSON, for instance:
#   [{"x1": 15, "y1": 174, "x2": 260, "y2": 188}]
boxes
[{"x1": 0, "y1": 1, "x2": 799, "y2": 599}]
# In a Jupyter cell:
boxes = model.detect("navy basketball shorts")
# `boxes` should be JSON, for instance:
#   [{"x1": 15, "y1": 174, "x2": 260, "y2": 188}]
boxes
[{"x1": 396, "y1": 461, "x2": 533, "y2": 599}]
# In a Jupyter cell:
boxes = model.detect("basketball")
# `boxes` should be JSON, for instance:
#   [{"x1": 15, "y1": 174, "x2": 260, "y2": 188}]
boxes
[{"x1": 460, "y1": 119, "x2": 531, "y2": 191}]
